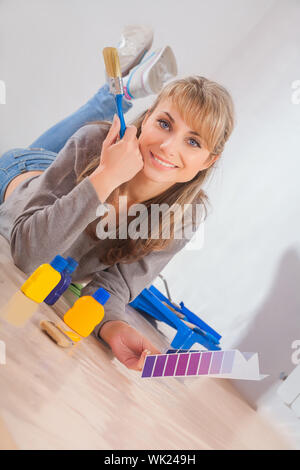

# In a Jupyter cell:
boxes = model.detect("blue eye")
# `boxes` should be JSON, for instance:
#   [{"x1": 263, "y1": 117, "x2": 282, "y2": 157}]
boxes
[
  {"x1": 157, "y1": 119, "x2": 170, "y2": 130},
  {"x1": 188, "y1": 138, "x2": 201, "y2": 148}
]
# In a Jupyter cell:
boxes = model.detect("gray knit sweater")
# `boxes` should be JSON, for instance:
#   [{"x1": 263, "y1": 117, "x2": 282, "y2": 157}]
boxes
[{"x1": 0, "y1": 123, "x2": 193, "y2": 340}]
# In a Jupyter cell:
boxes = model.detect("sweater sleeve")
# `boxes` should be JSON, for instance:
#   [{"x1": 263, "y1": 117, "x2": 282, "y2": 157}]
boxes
[
  {"x1": 79, "y1": 236, "x2": 192, "y2": 343},
  {"x1": 9, "y1": 124, "x2": 109, "y2": 274}
]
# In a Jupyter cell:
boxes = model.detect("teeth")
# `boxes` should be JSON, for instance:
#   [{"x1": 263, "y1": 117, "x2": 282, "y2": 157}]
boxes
[{"x1": 151, "y1": 153, "x2": 176, "y2": 168}]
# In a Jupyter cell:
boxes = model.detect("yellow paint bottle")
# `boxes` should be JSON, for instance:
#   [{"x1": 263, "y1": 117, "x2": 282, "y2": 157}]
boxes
[
  {"x1": 21, "y1": 255, "x2": 68, "y2": 303},
  {"x1": 63, "y1": 287, "x2": 110, "y2": 337}
]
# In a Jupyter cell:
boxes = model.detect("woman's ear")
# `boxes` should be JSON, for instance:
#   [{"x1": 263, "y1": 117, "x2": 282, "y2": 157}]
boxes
[
  {"x1": 203, "y1": 153, "x2": 221, "y2": 170},
  {"x1": 211, "y1": 153, "x2": 221, "y2": 165}
]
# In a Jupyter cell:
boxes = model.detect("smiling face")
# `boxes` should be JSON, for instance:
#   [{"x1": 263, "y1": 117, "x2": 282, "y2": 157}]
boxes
[{"x1": 138, "y1": 98, "x2": 220, "y2": 185}]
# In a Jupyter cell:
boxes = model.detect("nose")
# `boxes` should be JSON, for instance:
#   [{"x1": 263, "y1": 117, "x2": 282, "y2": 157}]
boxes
[{"x1": 159, "y1": 136, "x2": 178, "y2": 159}]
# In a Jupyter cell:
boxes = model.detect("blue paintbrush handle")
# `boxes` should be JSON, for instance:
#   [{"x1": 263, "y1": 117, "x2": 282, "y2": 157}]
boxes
[{"x1": 115, "y1": 94, "x2": 126, "y2": 139}]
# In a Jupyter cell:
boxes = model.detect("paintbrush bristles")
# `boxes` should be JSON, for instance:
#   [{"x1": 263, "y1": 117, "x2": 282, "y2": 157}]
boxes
[{"x1": 102, "y1": 47, "x2": 121, "y2": 78}]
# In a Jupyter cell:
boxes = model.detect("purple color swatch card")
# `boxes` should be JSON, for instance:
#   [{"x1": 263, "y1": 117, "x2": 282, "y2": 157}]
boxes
[{"x1": 141, "y1": 349, "x2": 268, "y2": 381}]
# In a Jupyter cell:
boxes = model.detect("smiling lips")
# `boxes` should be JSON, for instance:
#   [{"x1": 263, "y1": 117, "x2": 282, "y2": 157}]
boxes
[{"x1": 150, "y1": 151, "x2": 178, "y2": 169}]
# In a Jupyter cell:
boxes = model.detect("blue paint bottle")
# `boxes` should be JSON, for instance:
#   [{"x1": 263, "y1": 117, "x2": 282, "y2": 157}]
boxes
[{"x1": 44, "y1": 257, "x2": 79, "y2": 305}]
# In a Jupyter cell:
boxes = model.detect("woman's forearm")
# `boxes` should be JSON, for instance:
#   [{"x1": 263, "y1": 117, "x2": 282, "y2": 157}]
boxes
[{"x1": 98, "y1": 320, "x2": 128, "y2": 342}]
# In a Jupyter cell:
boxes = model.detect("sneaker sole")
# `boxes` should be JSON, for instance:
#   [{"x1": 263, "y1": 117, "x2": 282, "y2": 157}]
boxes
[
  {"x1": 143, "y1": 46, "x2": 178, "y2": 93},
  {"x1": 118, "y1": 26, "x2": 154, "y2": 77}
]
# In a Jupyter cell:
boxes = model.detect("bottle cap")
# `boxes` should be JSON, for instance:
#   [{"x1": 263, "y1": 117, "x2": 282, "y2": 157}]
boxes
[
  {"x1": 65, "y1": 257, "x2": 79, "y2": 274},
  {"x1": 50, "y1": 255, "x2": 68, "y2": 273},
  {"x1": 92, "y1": 287, "x2": 111, "y2": 305}
]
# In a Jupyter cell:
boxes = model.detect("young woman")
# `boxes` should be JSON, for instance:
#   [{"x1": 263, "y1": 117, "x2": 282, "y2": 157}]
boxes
[{"x1": 0, "y1": 47, "x2": 234, "y2": 371}]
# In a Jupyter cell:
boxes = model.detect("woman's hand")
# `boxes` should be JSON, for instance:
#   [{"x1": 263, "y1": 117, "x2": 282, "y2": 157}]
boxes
[
  {"x1": 90, "y1": 114, "x2": 144, "y2": 189},
  {"x1": 99, "y1": 320, "x2": 161, "y2": 371}
]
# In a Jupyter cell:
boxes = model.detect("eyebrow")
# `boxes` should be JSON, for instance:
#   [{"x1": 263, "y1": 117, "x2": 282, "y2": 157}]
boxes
[{"x1": 162, "y1": 111, "x2": 201, "y2": 137}]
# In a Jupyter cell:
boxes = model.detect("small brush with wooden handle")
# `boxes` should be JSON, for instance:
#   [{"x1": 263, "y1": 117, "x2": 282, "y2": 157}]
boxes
[{"x1": 103, "y1": 47, "x2": 126, "y2": 138}]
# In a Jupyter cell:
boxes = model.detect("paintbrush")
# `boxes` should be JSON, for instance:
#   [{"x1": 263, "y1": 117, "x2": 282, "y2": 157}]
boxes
[{"x1": 102, "y1": 47, "x2": 126, "y2": 138}]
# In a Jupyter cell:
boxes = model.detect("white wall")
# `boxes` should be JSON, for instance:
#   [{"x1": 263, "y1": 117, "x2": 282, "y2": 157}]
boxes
[
  {"x1": 0, "y1": 0, "x2": 275, "y2": 150},
  {"x1": 1, "y1": 0, "x2": 300, "y2": 447}
]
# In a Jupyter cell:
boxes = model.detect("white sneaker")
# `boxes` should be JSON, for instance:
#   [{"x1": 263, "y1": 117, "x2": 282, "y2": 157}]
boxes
[
  {"x1": 123, "y1": 46, "x2": 178, "y2": 100},
  {"x1": 117, "y1": 25, "x2": 154, "y2": 77}
]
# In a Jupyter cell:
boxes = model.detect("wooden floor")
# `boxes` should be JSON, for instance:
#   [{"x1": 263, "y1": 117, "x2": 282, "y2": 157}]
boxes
[{"x1": 0, "y1": 236, "x2": 291, "y2": 450}]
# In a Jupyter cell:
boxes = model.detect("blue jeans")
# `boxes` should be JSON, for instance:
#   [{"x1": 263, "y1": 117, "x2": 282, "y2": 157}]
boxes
[{"x1": 0, "y1": 84, "x2": 132, "y2": 203}]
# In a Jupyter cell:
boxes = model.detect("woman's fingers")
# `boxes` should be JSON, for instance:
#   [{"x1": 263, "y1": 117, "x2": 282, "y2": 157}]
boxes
[
  {"x1": 122, "y1": 125, "x2": 137, "y2": 142},
  {"x1": 102, "y1": 114, "x2": 121, "y2": 148},
  {"x1": 103, "y1": 118, "x2": 137, "y2": 150},
  {"x1": 142, "y1": 339, "x2": 161, "y2": 356},
  {"x1": 136, "y1": 341, "x2": 161, "y2": 371},
  {"x1": 136, "y1": 349, "x2": 152, "y2": 371}
]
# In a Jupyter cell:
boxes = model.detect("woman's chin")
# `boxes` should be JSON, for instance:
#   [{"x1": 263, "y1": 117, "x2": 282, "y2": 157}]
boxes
[{"x1": 141, "y1": 165, "x2": 174, "y2": 183}]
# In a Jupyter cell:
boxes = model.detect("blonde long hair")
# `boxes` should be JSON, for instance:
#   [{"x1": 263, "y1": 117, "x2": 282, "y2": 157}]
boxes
[{"x1": 76, "y1": 76, "x2": 235, "y2": 265}]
